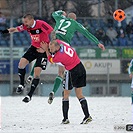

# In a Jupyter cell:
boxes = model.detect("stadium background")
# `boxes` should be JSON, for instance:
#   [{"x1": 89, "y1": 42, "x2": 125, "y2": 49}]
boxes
[{"x1": 0, "y1": 0, "x2": 133, "y2": 97}]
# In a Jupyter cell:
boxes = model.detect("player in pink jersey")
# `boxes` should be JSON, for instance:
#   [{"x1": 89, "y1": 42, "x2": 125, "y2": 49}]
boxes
[
  {"x1": 48, "y1": 39, "x2": 80, "y2": 70},
  {"x1": 1, "y1": 14, "x2": 53, "y2": 102},
  {"x1": 42, "y1": 39, "x2": 92, "y2": 124}
]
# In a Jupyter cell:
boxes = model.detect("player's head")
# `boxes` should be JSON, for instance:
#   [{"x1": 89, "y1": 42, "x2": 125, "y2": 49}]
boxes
[
  {"x1": 67, "y1": 12, "x2": 76, "y2": 20},
  {"x1": 49, "y1": 40, "x2": 60, "y2": 54},
  {"x1": 22, "y1": 14, "x2": 34, "y2": 28}
]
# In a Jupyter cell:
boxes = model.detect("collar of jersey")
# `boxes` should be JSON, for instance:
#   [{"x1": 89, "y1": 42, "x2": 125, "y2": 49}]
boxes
[{"x1": 31, "y1": 20, "x2": 36, "y2": 28}]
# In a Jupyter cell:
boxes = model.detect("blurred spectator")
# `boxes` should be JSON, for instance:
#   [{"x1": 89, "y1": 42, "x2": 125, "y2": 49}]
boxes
[
  {"x1": 106, "y1": 11, "x2": 114, "y2": 27},
  {"x1": 126, "y1": 21, "x2": 133, "y2": 39},
  {"x1": 106, "y1": 26, "x2": 118, "y2": 42},
  {"x1": 117, "y1": 26, "x2": 125, "y2": 37},
  {"x1": 95, "y1": 28, "x2": 113, "y2": 46},
  {"x1": 0, "y1": 12, "x2": 6, "y2": 26},
  {"x1": 116, "y1": 33, "x2": 128, "y2": 46},
  {"x1": 83, "y1": 21, "x2": 91, "y2": 31}
]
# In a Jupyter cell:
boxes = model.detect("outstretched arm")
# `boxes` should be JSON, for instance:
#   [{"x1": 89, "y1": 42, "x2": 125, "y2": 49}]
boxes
[
  {"x1": 0, "y1": 27, "x2": 19, "y2": 34},
  {"x1": 98, "y1": 43, "x2": 105, "y2": 51},
  {"x1": 8, "y1": 27, "x2": 19, "y2": 33}
]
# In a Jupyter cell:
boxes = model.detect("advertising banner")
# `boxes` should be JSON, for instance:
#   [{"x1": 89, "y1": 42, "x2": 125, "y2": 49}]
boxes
[
  {"x1": 76, "y1": 48, "x2": 119, "y2": 59},
  {"x1": 0, "y1": 48, "x2": 24, "y2": 59},
  {"x1": 122, "y1": 48, "x2": 133, "y2": 58},
  {"x1": 82, "y1": 59, "x2": 120, "y2": 74},
  {"x1": 38, "y1": 59, "x2": 120, "y2": 75}
]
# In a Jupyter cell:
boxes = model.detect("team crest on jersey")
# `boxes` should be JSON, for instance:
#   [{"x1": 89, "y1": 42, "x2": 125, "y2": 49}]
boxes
[
  {"x1": 60, "y1": 44, "x2": 64, "y2": 53},
  {"x1": 36, "y1": 30, "x2": 39, "y2": 33}
]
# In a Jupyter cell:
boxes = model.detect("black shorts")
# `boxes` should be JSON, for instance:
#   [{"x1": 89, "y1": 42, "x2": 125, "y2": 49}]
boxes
[
  {"x1": 22, "y1": 45, "x2": 47, "y2": 70},
  {"x1": 63, "y1": 62, "x2": 86, "y2": 90}
]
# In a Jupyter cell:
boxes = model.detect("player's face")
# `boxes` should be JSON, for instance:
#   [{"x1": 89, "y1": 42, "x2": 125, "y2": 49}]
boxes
[
  {"x1": 49, "y1": 43, "x2": 56, "y2": 53},
  {"x1": 22, "y1": 18, "x2": 34, "y2": 28}
]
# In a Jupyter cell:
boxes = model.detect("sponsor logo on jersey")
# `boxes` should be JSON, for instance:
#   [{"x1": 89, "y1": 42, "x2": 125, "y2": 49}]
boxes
[{"x1": 31, "y1": 35, "x2": 40, "y2": 42}]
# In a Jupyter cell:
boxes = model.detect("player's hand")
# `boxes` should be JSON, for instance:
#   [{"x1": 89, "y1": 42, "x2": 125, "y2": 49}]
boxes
[
  {"x1": 0, "y1": 29, "x2": 9, "y2": 34},
  {"x1": 40, "y1": 41, "x2": 49, "y2": 51},
  {"x1": 98, "y1": 43, "x2": 105, "y2": 51}
]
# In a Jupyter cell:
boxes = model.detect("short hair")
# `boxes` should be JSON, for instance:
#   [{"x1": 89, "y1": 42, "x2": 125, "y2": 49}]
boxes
[
  {"x1": 50, "y1": 40, "x2": 59, "y2": 46},
  {"x1": 23, "y1": 14, "x2": 34, "y2": 19},
  {"x1": 67, "y1": 13, "x2": 76, "y2": 20}
]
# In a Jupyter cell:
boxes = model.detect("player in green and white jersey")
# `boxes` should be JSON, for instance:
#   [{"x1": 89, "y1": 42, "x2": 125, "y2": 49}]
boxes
[
  {"x1": 27, "y1": 10, "x2": 105, "y2": 104},
  {"x1": 128, "y1": 59, "x2": 133, "y2": 104}
]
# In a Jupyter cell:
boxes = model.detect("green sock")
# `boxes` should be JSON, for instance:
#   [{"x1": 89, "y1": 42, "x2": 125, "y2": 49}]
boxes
[
  {"x1": 30, "y1": 63, "x2": 36, "y2": 77},
  {"x1": 52, "y1": 76, "x2": 63, "y2": 93}
]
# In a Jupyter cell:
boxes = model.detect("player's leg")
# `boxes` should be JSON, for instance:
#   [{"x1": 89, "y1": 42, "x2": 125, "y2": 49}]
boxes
[
  {"x1": 22, "y1": 52, "x2": 47, "y2": 103},
  {"x1": 61, "y1": 71, "x2": 72, "y2": 124},
  {"x1": 48, "y1": 65, "x2": 65, "y2": 104},
  {"x1": 26, "y1": 63, "x2": 36, "y2": 84},
  {"x1": 62, "y1": 89, "x2": 71, "y2": 124},
  {"x1": 16, "y1": 57, "x2": 29, "y2": 94},
  {"x1": 23, "y1": 67, "x2": 41, "y2": 103},
  {"x1": 16, "y1": 46, "x2": 36, "y2": 94},
  {"x1": 71, "y1": 62, "x2": 92, "y2": 124},
  {"x1": 75, "y1": 88, "x2": 92, "y2": 124}
]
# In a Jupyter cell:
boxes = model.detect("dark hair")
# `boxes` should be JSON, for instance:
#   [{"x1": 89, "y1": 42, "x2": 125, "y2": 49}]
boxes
[{"x1": 23, "y1": 14, "x2": 34, "y2": 19}]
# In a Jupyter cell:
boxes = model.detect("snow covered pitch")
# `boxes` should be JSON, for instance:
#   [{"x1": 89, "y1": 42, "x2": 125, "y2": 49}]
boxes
[{"x1": 0, "y1": 96, "x2": 132, "y2": 133}]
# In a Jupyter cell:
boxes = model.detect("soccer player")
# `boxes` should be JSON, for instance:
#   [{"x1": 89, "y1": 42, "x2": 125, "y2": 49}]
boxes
[
  {"x1": 47, "y1": 10, "x2": 105, "y2": 104},
  {"x1": 27, "y1": 10, "x2": 105, "y2": 104},
  {"x1": 1, "y1": 14, "x2": 53, "y2": 102},
  {"x1": 42, "y1": 39, "x2": 92, "y2": 124},
  {"x1": 128, "y1": 59, "x2": 133, "y2": 104}
]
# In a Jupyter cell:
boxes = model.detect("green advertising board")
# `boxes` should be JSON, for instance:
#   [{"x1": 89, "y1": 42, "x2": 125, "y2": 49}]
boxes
[
  {"x1": 122, "y1": 48, "x2": 133, "y2": 58},
  {"x1": 76, "y1": 48, "x2": 120, "y2": 59}
]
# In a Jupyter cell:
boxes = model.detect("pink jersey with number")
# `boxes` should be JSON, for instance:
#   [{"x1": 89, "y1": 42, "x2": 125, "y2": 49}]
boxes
[
  {"x1": 48, "y1": 39, "x2": 80, "y2": 70},
  {"x1": 17, "y1": 20, "x2": 53, "y2": 48}
]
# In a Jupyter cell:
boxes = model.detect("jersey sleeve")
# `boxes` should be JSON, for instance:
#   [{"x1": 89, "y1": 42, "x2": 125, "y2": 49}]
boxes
[
  {"x1": 128, "y1": 60, "x2": 133, "y2": 74},
  {"x1": 16, "y1": 24, "x2": 27, "y2": 32},
  {"x1": 41, "y1": 21, "x2": 53, "y2": 35},
  {"x1": 75, "y1": 22, "x2": 100, "y2": 45},
  {"x1": 52, "y1": 10, "x2": 64, "y2": 21}
]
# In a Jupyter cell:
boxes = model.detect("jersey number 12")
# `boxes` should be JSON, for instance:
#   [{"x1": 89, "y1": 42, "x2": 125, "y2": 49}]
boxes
[{"x1": 58, "y1": 19, "x2": 71, "y2": 33}]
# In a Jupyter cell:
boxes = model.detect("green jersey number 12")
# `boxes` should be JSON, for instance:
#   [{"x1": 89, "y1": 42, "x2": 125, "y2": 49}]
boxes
[{"x1": 58, "y1": 19, "x2": 71, "y2": 34}]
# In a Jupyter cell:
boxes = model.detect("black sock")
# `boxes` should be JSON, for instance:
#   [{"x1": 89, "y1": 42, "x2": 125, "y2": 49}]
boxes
[
  {"x1": 18, "y1": 68, "x2": 26, "y2": 86},
  {"x1": 28, "y1": 78, "x2": 40, "y2": 98},
  {"x1": 62, "y1": 99, "x2": 69, "y2": 120},
  {"x1": 79, "y1": 98, "x2": 90, "y2": 118}
]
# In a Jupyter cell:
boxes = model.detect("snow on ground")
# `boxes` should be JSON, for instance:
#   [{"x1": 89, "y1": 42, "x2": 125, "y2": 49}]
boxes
[{"x1": 0, "y1": 96, "x2": 132, "y2": 133}]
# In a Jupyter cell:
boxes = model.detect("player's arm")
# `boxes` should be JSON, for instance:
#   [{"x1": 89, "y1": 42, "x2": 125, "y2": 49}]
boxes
[
  {"x1": 128, "y1": 60, "x2": 133, "y2": 78},
  {"x1": 8, "y1": 27, "x2": 19, "y2": 33},
  {"x1": 0, "y1": 27, "x2": 19, "y2": 34},
  {"x1": 52, "y1": 10, "x2": 66, "y2": 21},
  {"x1": 1, "y1": 24, "x2": 26, "y2": 34},
  {"x1": 76, "y1": 22, "x2": 105, "y2": 50}
]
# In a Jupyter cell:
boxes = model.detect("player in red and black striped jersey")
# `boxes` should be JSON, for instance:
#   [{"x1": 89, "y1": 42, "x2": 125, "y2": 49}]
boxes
[
  {"x1": 42, "y1": 39, "x2": 92, "y2": 124},
  {"x1": 1, "y1": 14, "x2": 53, "y2": 102}
]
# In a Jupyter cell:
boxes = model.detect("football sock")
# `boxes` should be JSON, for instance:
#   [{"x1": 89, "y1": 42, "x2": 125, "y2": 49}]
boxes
[
  {"x1": 18, "y1": 68, "x2": 26, "y2": 86},
  {"x1": 52, "y1": 76, "x2": 63, "y2": 93},
  {"x1": 28, "y1": 78, "x2": 40, "y2": 98},
  {"x1": 62, "y1": 99, "x2": 69, "y2": 120},
  {"x1": 79, "y1": 98, "x2": 90, "y2": 118}
]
